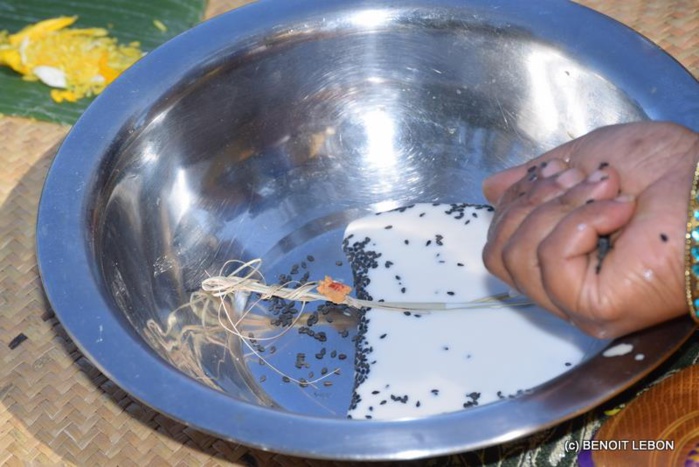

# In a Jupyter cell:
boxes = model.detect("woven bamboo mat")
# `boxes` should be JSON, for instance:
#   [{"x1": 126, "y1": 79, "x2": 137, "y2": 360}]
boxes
[{"x1": 0, "y1": 1, "x2": 697, "y2": 465}]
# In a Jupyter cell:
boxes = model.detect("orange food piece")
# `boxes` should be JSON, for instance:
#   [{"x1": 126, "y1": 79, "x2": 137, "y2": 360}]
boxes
[{"x1": 317, "y1": 276, "x2": 352, "y2": 304}]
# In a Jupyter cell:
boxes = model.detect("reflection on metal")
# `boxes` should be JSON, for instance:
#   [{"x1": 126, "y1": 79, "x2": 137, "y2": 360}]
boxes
[{"x1": 37, "y1": 0, "x2": 699, "y2": 460}]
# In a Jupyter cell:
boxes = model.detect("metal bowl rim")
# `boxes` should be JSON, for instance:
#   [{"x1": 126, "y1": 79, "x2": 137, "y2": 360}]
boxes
[{"x1": 36, "y1": 0, "x2": 699, "y2": 460}]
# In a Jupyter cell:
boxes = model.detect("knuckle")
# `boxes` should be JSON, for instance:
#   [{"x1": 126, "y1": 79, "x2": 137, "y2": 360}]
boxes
[
  {"x1": 536, "y1": 236, "x2": 556, "y2": 262},
  {"x1": 501, "y1": 240, "x2": 524, "y2": 272},
  {"x1": 482, "y1": 242, "x2": 498, "y2": 271}
]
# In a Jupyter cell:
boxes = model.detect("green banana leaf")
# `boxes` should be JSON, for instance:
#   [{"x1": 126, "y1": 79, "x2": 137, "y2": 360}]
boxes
[{"x1": 0, "y1": 0, "x2": 207, "y2": 124}]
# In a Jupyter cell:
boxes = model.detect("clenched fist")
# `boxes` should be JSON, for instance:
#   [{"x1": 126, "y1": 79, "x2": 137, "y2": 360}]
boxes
[{"x1": 482, "y1": 122, "x2": 699, "y2": 338}]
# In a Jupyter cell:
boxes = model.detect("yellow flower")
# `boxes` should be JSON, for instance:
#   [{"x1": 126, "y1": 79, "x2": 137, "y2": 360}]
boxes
[{"x1": 0, "y1": 16, "x2": 143, "y2": 103}]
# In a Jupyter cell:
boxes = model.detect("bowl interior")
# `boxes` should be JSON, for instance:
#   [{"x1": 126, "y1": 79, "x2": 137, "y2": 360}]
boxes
[{"x1": 95, "y1": 7, "x2": 650, "y2": 418}]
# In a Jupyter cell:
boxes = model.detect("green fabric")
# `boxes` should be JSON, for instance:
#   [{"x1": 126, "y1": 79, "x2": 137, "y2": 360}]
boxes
[{"x1": 0, "y1": 0, "x2": 207, "y2": 124}]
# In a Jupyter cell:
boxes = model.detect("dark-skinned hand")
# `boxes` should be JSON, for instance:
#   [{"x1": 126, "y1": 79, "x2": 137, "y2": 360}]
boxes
[{"x1": 482, "y1": 122, "x2": 699, "y2": 338}]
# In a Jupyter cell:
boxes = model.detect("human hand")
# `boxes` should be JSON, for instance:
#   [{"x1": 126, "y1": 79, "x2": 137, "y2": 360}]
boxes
[{"x1": 482, "y1": 122, "x2": 699, "y2": 338}]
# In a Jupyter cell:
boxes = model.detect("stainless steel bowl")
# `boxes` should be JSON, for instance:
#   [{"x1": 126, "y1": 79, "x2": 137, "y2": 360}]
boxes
[{"x1": 37, "y1": 0, "x2": 699, "y2": 460}]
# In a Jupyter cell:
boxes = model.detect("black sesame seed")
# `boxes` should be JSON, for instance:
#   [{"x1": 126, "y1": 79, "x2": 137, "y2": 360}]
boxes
[
  {"x1": 595, "y1": 234, "x2": 612, "y2": 274},
  {"x1": 472, "y1": 212, "x2": 478, "y2": 218},
  {"x1": 404, "y1": 239, "x2": 409, "y2": 245},
  {"x1": 425, "y1": 240, "x2": 432, "y2": 246},
  {"x1": 585, "y1": 199, "x2": 595, "y2": 204},
  {"x1": 379, "y1": 333, "x2": 387, "y2": 339},
  {"x1": 660, "y1": 233, "x2": 668, "y2": 242},
  {"x1": 8, "y1": 333, "x2": 27, "y2": 350},
  {"x1": 435, "y1": 234, "x2": 444, "y2": 246},
  {"x1": 380, "y1": 400, "x2": 387, "y2": 405},
  {"x1": 527, "y1": 165, "x2": 537, "y2": 173},
  {"x1": 565, "y1": 362, "x2": 572, "y2": 367},
  {"x1": 372, "y1": 390, "x2": 380, "y2": 395},
  {"x1": 385, "y1": 261, "x2": 394, "y2": 268},
  {"x1": 419, "y1": 212, "x2": 426, "y2": 217},
  {"x1": 447, "y1": 291, "x2": 455, "y2": 296},
  {"x1": 338, "y1": 353, "x2": 347, "y2": 360},
  {"x1": 457, "y1": 262, "x2": 464, "y2": 267},
  {"x1": 403, "y1": 311, "x2": 411, "y2": 316},
  {"x1": 401, "y1": 287, "x2": 406, "y2": 293},
  {"x1": 431, "y1": 389, "x2": 439, "y2": 395},
  {"x1": 598, "y1": 161, "x2": 609, "y2": 170},
  {"x1": 282, "y1": 376, "x2": 291, "y2": 383},
  {"x1": 259, "y1": 375, "x2": 267, "y2": 383},
  {"x1": 384, "y1": 225, "x2": 393, "y2": 230}
]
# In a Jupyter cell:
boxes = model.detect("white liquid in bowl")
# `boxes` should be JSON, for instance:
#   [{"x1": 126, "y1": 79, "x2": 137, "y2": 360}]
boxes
[{"x1": 343, "y1": 203, "x2": 607, "y2": 420}]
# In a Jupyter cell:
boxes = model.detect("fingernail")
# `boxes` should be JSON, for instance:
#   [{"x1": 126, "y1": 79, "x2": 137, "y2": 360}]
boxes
[
  {"x1": 587, "y1": 170, "x2": 610, "y2": 183},
  {"x1": 556, "y1": 168, "x2": 585, "y2": 188},
  {"x1": 615, "y1": 193, "x2": 635, "y2": 203},
  {"x1": 541, "y1": 159, "x2": 567, "y2": 178}
]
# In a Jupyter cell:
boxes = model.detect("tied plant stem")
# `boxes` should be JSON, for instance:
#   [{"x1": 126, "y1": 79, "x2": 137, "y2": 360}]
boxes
[{"x1": 201, "y1": 259, "x2": 533, "y2": 314}]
